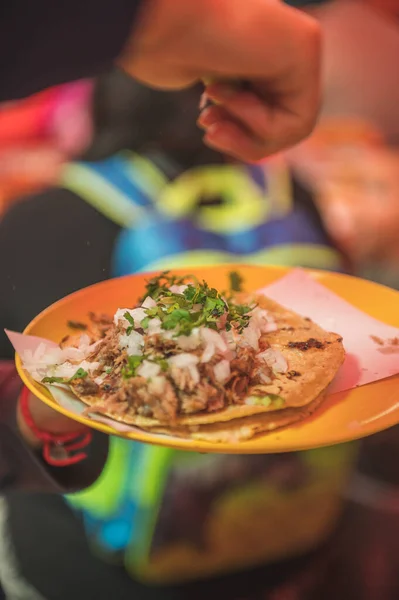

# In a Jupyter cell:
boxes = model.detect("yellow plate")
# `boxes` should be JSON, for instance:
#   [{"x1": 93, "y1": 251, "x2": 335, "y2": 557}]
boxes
[{"x1": 16, "y1": 265, "x2": 399, "y2": 454}]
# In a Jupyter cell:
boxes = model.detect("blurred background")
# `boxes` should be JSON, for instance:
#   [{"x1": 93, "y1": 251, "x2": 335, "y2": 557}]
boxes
[{"x1": 2, "y1": 1, "x2": 399, "y2": 599}]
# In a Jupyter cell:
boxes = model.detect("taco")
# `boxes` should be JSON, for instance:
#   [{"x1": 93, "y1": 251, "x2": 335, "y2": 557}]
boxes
[{"x1": 22, "y1": 272, "x2": 345, "y2": 439}]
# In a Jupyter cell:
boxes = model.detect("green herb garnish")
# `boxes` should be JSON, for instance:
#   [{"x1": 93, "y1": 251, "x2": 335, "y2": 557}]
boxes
[
  {"x1": 67, "y1": 320, "x2": 88, "y2": 331},
  {"x1": 136, "y1": 272, "x2": 251, "y2": 337},
  {"x1": 141, "y1": 317, "x2": 150, "y2": 330},
  {"x1": 229, "y1": 271, "x2": 244, "y2": 293},
  {"x1": 140, "y1": 271, "x2": 196, "y2": 303},
  {"x1": 42, "y1": 367, "x2": 88, "y2": 385},
  {"x1": 122, "y1": 355, "x2": 145, "y2": 379},
  {"x1": 124, "y1": 311, "x2": 135, "y2": 335}
]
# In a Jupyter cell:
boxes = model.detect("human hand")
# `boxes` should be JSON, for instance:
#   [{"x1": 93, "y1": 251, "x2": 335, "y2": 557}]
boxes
[
  {"x1": 118, "y1": 0, "x2": 322, "y2": 162},
  {"x1": 17, "y1": 391, "x2": 87, "y2": 450}
]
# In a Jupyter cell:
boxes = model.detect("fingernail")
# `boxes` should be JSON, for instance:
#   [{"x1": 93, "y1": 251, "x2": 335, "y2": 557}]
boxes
[
  {"x1": 197, "y1": 108, "x2": 217, "y2": 129},
  {"x1": 204, "y1": 123, "x2": 229, "y2": 147}
]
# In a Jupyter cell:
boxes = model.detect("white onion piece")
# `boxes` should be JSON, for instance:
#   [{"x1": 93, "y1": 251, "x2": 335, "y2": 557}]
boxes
[
  {"x1": 258, "y1": 348, "x2": 288, "y2": 373},
  {"x1": 241, "y1": 320, "x2": 261, "y2": 351},
  {"x1": 141, "y1": 296, "x2": 157, "y2": 309},
  {"x1": 200, "y1": 328, "x2": 227, "y2": 353},
  {"x1": 51, "y1": 362, "x2": 77, "y2": 379},
  {"x1": 260, "y1": 372, "x2": 272, "y2": 384},
  {"x1": 81, "y1": 360, "x2": 100, "y2": 373},
  {"x1": 213, "y1": 359, "x2": 231, "y2": 383},
  {"x1": 188, "y1": 364, "x2": 200, "y2": 384},
  {"x1": 168, "y1": 353, "x2": 199, "y2": 368},
  {"x1": 119, "y1": 330, "x2": 144, "y2": 356},
  {"x1": 220, "y1": 329, "x2": 238, "y2": 352},
  {"x1": 78, "y1": 334, "x2": 91, "y2": 348},
  {"x1": 176, "y1": 329, "x2": 201, "y2": 351},
  {"x1": 114, "y1": 308, "x2": 131, "y2": 326},
  {"x1": 169, "y1": 284, "x2": 188, "y2": 294},
  {"x1": 250, "y1": 307, "x2": 277, "y2": 334},
  {"x1": 147, "y1": 317, "x2": 162, "y2": 335},
  {"x1": 95, "y1": 373, "x2": 107, "y2": 385},
  {"x1": 61, "y1": 347, "x2": 87, "y2": 362},
  {"x1": 201, "y1": 343, "x2": 215, "y2": 364},
  {"x1": 138, "y1": 360, "x2": 161, "y2": 379},
  {"x1": 52, "y1": 359, "x2": 100, "y2": 380},
  {"x1": 169, "y1": 353, "x2": 200, "y2": 384},
  {"x1": 114, "y1": 307, "x2": 147, "y2": 328}
]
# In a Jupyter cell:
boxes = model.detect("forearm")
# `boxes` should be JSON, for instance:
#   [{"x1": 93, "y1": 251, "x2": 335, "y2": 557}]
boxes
[
  {"x1": 0, "y1": 362, "x2": 108, "y2": 493},
  {"x1": 0, "y1": 0, "x2": 143, "y2": 101}
]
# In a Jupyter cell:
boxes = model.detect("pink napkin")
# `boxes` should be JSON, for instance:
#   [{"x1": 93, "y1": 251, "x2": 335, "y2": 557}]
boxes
[{"x1": 261, "y1": 269, "x2": 399, "y2": 394}]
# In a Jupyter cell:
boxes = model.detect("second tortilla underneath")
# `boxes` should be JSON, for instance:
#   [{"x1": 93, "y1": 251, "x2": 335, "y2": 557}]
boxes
[{"x1": 148, "y1": 392, "x2": 327, "y2": 444}]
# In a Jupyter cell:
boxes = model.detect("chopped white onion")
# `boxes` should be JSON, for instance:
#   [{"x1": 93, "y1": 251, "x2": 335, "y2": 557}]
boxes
[
  {"x1": 114, "y1": 307, "x2": 147, "y2": 328},
  {"x1": 94, "y1": 373, "x2": 107, "y2": 385},
  {"x1": 168, "y1": 353, "x2": 200, "y2": 385},
  {"x1": 213, "y1": 359, "x2": 231, "y2": 383},
  {"x1": 220, "y1": 329, "x2": 238, "y2": 352},
  {"x1": 141, "y1": 296, "x2": 157, "y2": 309},
  {"x1": 78, "y1": 334, "x2": 91, "y2": 349},
  {"x1": 137, "y1": 360, "x2": 161, "y2": 379},
  {"x1": 200, "y1": 328, "x2": 228, "y2": 361},
  {"x1": 188, "y1": 364, "x2": 200, "y2": 384},
  {"x1": 119, "y1": 330, "x2": 144, "y2": 356},
  {"x1": 201, "y1": 343, "x2": 215, "y2": 364},
  {"x1": 176, "y1": 329, "x2": 201, "y2": 351},
  {"x1": 258, "y1": 347, "x2": 288, "y2": 373},
  {"x1": 241, "y1": 320, "x2": 261, "y2": 351},
  {"x1": 249, "y1": 307, "x2": 277, "y2": 334},
  {"x1": 260, "y1": 372, "x2": 272, "y2": 384},
  {"x1": 169, "y1": 284, "x2": 188, "y2": 294},
  {"x1": 147, "y1": 317, "x2": 162, "y2": 335},
  {"x1": 51, "y1": 362, "x2": 77, "y2": 379},
  {"x1": 168, "y1": 353, "x2": 199, "y2": 368}
]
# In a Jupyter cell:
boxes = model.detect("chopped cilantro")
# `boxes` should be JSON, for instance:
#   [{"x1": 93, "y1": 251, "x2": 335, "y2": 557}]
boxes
[
  {"x1": 122, "y1": 355, "x2": 145, "y2": 379},
  {"x1": 42, "y1": 367, "x2": 88, "y2": 385},
  {"x1": 135, "y1": 271, "x2": 251, "y2": 337},
  {"x1": 162, "y1": 309, "x2": 191, "y2": 331},
  {"x1": 229, "y1": 271, "x2": 244, "y2": 293},
  {"x1": 124, "y1": 311, "x2": 135, "y2": 335},
  {"x1": 141, "y1": 317, "x2": 150, "y2": 330},
  {"x1": 157, "y1": 358, "x2": 169, "y2": 372}
]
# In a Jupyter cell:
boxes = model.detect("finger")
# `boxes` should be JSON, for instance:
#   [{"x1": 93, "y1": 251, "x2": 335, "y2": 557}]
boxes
[
  {"x1": 203, "y1": 120, "x2": 270, "y2": 163},
  {"x1": 205, "y1": 84, "x2": 273, "y2": 141},
  {"x1": 197, "y1": 105, "x2": 230, "y2": 130},
  {"x1": 206, "y1": 83, "x2": 320, "y2": 155}
]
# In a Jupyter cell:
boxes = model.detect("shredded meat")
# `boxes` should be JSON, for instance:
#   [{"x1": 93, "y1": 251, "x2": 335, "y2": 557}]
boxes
[
  {"x1": 170, "y1": 366, "x2": 198, "y2": 393},
  {"x1": 146, "y1": 334, "x2": 179, "y2": 357},
  {"x1": 63, "y1": 308, "x2": 271, "y2": 423},
  {"x1": 230, "y1": 346, "x2": 256, "y2": 374},
  {"x1": 74, "y1": 379, "x2": 99, "y2": 396},
  {"x1": 179, "y1": 380, "x2": 225, "y2": 415},
  {"x1": 88, "y1": 312, "x2": 113, "y2": 338},
  {"x1": 90, "y1": 328, "x2": 121, "y2": 365}
]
